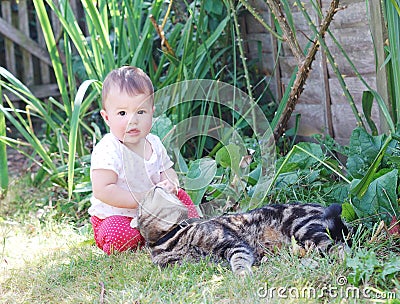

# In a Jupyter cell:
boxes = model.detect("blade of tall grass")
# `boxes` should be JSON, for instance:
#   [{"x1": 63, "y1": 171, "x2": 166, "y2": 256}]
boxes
[
  {"x1": 0, "y1": 136, "x2": 45, "y2": 169},
  {"x1": 389, "y1": 0, "x2": 400, "y2": 15},
  {"x1": 81, "y1": 0, "x2": 113, "y2": 76},
  {"x1": 0, "y1": 97, "x2": 57, "y2": 174},
  {"x1": 0, "y1": 68, "x2": 63, "y2": 133},
  {"x1": 189, "y1": 1, "x2": 206, "y2": 77},
  {"x1": 0, "y1": 82, "x2": 8, "y2": 197},
  {"x1": 44, "y1": 0, "x2": 98, "y2": 79},
  {"x1": 64, "y1": 30, "x2": 77, "y2": 103},
  {"x1": 68, "y1": 79, "x2": 100, "y2": 199},
  {"x1": 33, "y1": 0, "x2": 70, "y2": 114},
  {"x1": 186, "y1": 18, "x2": 230, "y2": 73},
  {"x1": 130, "y1": 1, "x2": 163, "y2": 68}
]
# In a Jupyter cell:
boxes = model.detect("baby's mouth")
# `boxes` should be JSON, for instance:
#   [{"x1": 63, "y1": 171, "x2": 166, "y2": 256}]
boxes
[{"x1": 127, "y1": 128, "x2": 140, "y2": 135}]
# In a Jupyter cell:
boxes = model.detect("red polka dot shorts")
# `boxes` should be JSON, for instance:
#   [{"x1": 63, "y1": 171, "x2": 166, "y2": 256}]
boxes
[{"x1": 90, "y1": 189, "x2": 199, "y2": 255}]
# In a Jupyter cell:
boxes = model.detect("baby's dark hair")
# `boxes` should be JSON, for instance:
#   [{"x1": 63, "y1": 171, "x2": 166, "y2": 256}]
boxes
[{"x1": 102, "y1": 66, "x2": 154, "y2": 108}]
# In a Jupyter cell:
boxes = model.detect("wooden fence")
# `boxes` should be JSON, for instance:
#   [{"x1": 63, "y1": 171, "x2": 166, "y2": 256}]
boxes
[{"x1": 0, "y1": 0, "x2": 84, "y2": 101}]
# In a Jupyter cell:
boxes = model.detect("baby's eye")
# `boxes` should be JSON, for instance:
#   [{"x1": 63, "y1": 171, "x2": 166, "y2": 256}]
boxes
[
  {"x1": 118, "y1": 111, "x2": 126, "y2": 116},
  {"x1": 137, "y1": 110, "x2": 145, "y2": 114}
]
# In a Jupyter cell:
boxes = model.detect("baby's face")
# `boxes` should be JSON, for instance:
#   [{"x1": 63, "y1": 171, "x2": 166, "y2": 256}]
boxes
[{"x1": 101, "y1": 85, "x2": 154, "y2": 147}]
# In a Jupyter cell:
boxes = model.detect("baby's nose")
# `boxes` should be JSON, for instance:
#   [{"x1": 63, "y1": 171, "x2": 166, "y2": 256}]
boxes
[{"x1": 128, "y1": 113, "x2": 138, "y2": 124}]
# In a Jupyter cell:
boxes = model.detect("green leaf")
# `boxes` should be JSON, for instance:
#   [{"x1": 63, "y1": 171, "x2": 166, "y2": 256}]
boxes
[
  {"x1": 346, "y1": 249, "x2": 379, "y2": 286},
  {"x1": 341, "y1": 202, "x2": 357, "y2": 222},
  {"x1": 244, "y1": 165, "x2": 261, "y2": 186},
  {"x1": 346, "y1": 128, "x2": 384, "y2": 179},
  {"x1": 34, "y1": 0, "x2": 70, "y2": 110},
  {"x1": 152, "y1": 115, "x2": 174, "y2": 144},
  {"x1": 184, "y1": 158, "x2": 217, "y2": 206},
  {"x1": 380, "y1": 256, "x2": 400, "y2": 280},
  {"x1": 350, "y1": 133, "x2": 393, "y2": 198},
  {"x1": 184, "y1": 158, "x2": 217, "y2": 192},
  {"x1": 277, "y1": 142, "x2": 324, "y2": 173},
  {"x1": 205, "y1": 0, "x2": 223, "y2": 15},
  {"x1": 351, "y1": 169, "x2": 398, "y2": 224},
  {"x1": 215, "y1": 144, "x2": 242, "y2": 173}
]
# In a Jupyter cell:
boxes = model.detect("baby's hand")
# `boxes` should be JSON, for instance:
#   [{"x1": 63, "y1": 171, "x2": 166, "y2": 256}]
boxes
[{"x1": 156, "y1": 179, "x2": 178, "y2": 195}]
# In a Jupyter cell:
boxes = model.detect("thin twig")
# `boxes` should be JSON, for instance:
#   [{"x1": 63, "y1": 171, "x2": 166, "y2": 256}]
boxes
[
  {"x1": 273, "y1": 0, "x2": 340, "y2": 140},
  {"x1": 149, "y1": 15, "x2": 175, "y2": 57}
]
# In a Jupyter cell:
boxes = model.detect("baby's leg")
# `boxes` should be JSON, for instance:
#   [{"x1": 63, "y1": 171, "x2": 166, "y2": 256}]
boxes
[
  {"x1": 177, "y1": 189, "x2": 200, "y2": 218},
  {"x1": 90, "y1": 215, "x2": 145, "y2": 255}
]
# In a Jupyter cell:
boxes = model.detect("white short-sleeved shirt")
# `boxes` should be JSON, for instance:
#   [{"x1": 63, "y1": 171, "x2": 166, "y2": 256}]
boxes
[{"x1": 88, "y1": 133, "x2": 173, "y2": 220}]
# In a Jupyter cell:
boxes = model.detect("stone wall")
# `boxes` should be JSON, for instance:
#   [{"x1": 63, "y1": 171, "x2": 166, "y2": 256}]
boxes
[{"x1": 242, "y1": 0, "x2": 380, "y2": 144}]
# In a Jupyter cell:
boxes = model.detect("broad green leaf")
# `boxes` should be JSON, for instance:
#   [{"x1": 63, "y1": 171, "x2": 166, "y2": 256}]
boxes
[
  {"x1": 152, "y1": 114, "x2": 174, "y2": 143},
  {"x1": 351, "y1": 169, "x2": 398, "y2": 224},
  {"x1": 350, "y1": 133, "x2": 393, "y2": 198},
  {"x1": 205, "y1": 0, "x2": 223, "y2": 15},
  {"x1": 184, "y1": 158, "x2": 217, "y2": 191},
  {"x1": 346, "y1": 128, "x2": 384, "y2": 179},
  {"x1": 244, "y1": 165, "x2": 261, "y2": 186}
]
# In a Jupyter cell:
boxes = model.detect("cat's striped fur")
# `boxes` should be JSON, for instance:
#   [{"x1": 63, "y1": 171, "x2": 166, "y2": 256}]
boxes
[{"x1": 138, "y1": 189, "x2": 349, "y2": 275}]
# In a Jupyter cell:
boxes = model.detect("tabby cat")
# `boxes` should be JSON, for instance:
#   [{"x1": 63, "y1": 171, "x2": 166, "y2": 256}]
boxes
[{"x1": 138, "y1": 187, "x2": 349, "y2": 276}]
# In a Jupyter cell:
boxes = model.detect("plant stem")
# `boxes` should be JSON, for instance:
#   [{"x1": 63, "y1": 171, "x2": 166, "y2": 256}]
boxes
[{"x1": 229, "y1": 0, "x2": 257, "y2": 134}]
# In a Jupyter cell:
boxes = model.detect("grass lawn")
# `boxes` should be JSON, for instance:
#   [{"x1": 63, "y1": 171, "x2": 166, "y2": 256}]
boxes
[{"x1": 0, "y1": 180, "x2": 399, "y2": 303}]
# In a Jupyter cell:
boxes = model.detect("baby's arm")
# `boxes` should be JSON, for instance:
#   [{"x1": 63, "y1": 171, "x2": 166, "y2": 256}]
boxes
[
  {"x1": 158, "y1": 168, "x2": 179, "y2": 194},
  {"x1": 91, "y1": 169, "x2": 141, "y2": 209}
]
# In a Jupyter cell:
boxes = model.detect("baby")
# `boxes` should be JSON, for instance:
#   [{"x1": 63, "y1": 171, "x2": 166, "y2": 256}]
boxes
[{"x1": 89, "y1": 66, "x2": 198, "y2": 254}]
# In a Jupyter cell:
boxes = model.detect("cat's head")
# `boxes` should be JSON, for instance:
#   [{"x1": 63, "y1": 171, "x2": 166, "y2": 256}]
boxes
[{"x1": 138, "y1": 186, "x2": 189, "y2": 244}]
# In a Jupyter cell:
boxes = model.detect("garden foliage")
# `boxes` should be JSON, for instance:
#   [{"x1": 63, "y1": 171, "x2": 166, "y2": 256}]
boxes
[{"x1": 0, "y1": 0, "x2": 399, "y2": 228}]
